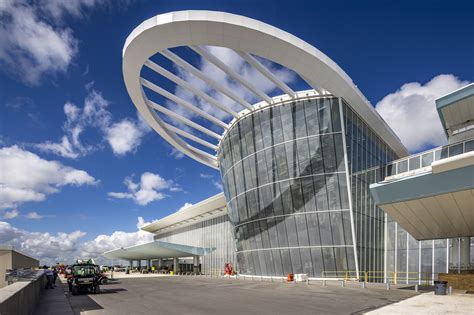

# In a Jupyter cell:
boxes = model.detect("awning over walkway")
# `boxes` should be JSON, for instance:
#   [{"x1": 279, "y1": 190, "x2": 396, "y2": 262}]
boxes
[
  {"x1": 103, "y1": 240, "x2": 215, "y2": 260},
  {"x1": 370, "y1": 152, "x2": 474, "y2": 240}
]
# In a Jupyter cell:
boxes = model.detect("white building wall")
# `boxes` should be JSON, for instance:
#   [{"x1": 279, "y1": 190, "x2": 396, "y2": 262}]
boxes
[{"x1": 154, "y1": 214, "x2": 236, "y2": 275}]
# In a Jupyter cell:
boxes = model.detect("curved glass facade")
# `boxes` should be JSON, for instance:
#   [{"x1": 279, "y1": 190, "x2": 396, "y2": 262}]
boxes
[{"x1": 218, "y1": 96, "x2": 357, "y2": 277}]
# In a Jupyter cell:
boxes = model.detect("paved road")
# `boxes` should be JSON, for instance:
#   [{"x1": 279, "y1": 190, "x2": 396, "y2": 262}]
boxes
[{"x1": 53, "y1": 276, "x2": 417, "y2": 315}]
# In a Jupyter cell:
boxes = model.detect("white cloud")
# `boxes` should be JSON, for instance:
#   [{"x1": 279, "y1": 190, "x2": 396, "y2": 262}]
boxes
[
  {"x1": 3, "y1": 209, "x2": 18, "y2": 219},
  {"x1": 376, "y1": 74, "x2": 470, "y2": 153},
  {"x1": 105, "y1": 118, "x2": 150, "y2": 156},
  {"x1": 0, "y1": 145, "x2": 97, "y2": 210},
  {"x1": 213, "y1": 181, "x2": 223, "y2": 191},
  {"x1": 80, "y1": 217, "x2": 154, "y2": 264},
  {"x1": 0, "y1": 0, "x2": 78, "y2": 85},
  {"x1": 40, "y1": 0, "x2": 100, "y2": 20},
  {"x1": 0, "y1": 220, "x2": 86, "y2": 265},
  {"x1": 170, "y1": 148, "x2": 185, "y2": 160},
  {"x1": 36, "y1": 90, "x2": 110, "y2": 158},
  {"x1": 200, "y1": 173, "x2": 214, "y2": 179},
  {"x1": 25, "y1": 211, "x2": 42, "y2": 220},
  {"x1": 108, "y1": 172, "x2": 178, "y2": 206},
  {"x1": 37, "y1": 88, "x2": 150, "y2": 158},
  {"x1": 177, "y1": 202, "x2": 193, "y2": 212}
]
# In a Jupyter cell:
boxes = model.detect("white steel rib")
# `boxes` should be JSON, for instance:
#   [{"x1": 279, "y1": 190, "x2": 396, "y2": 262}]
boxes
[
  {"x1": 122, "y1": 10, "x2": 408, "y2": 169},
  {"x1": 141, "y1": 78, "x2": 228, "y2": 129},
  {"x1": 164, "y1": 123, "x2": 218, "y2": 151},
  {"x1": 144, "y1": 59, "x2": 239, "y2": 118},
  {"x1": 190, "y1": 45, "x2": 273, "y2": 104},
  {"x1": 147, "y1": 100, "x2": 222, "y2": 140},
  {"x1": 160, "y1": 49, "x2": 254, "y2": 110},
  {"x1": 236, "y1": 51, "x2": 297, "y2": 99}
]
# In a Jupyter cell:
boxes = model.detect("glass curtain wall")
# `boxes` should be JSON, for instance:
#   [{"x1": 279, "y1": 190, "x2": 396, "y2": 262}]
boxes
[
  {"x1": 342, "y1": 101, "x2": 398, "y2": 281},
  {"x1": 218, "y1": 96, "x2": 356, "y2": 277},
  {"x1": 154, "y1": 214, "x2": 236, "y2": 275}
]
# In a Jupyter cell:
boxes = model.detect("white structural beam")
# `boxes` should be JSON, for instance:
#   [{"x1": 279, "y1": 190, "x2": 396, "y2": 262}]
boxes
[
  {"x1": 237, "y1": 51, "x2": 297, "y2": 99},
  {"x1": 123, "y1": 11, "x2": 408, "y2": 169},
  {"x1": 144, "y1": 59, "x2": 239, "y2": 118},
  {"x1": 160, "y1": 49, "x2": 254, "y2": 111},
  {"x1": 190, "y1": 45, "x2": 273, "y2": 104},
  {"x1": 164, "y1": 123, "x2": 218, "y2": 150},
  {"x1": 188, "y1": 144, "x2": 217, "y2": 161},
  {"x1": 147, "y1": 100, "x2": 222, "y2": 140},
  {"x1": 141, "y1": 78, "x2": 228, "y2": 129}
]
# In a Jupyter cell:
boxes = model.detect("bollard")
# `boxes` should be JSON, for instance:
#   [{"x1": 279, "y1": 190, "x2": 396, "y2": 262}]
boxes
[
  {"x1": 361, "y1": 282, "x2": 366, "y2": 289},
  {"x1": 270, "y1": 277, "x2": 273, "y2": 283},
  {"x1": 322, "y1": 280, "x2": 326, "y2": 286},
  {"x1": 415, "y1": 284, "x2": 419, "y2": 292},
  {"x1": 448, "y1": 286, "x2": 453, "y2": 295},
  {"x1": 306, "y1": 279, "x2": 309, "y2": 285},
  {"x1": 386, "y1": 282, "x2": 390, "y2": 290},
  {"x1": 281, "y1": 277, "x2": 284, "y2": 283},
  {"x1": 341, "y1": 280, "x2": 345, "y2": 287}
]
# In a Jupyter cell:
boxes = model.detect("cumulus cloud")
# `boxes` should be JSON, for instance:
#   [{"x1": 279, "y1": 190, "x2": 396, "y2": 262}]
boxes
[
  {"x1": 0, "y1": 220, "x2": 86, "y2": 265},
  {"x1": 0, "y1": 145, "x2": 97, "y2": 210},
  {"x1": 376, "y1": 74, "x2": 470, "y2": 152},
  {"x1": 3, "y1": 209, "x2": 18, "y2": 219},
  {"x1": 108, "y1": 172, "x2": 179, "y2": 206},
  {"x1": 80, "y1": 217, "x2": 154, "y2": 263},
  {"x1": 0, "y1": 0, "x2": 78, "y2": 85},
  {"x1": 37, "y1": 88, "x2": 150, "y2": 158},
  {"x1": 0, "y1": 216, "x2": 155, "y2": 265},
  {"x1": 25, "y1": 211, "x2": 42, "y2": 220},
  {"x1": 37, "y1": 89, "x2": 111, "y2": 158},
  {"x1": 177, "y1": 202, "x2": 193, "y2": 212},
  {"x1": 105, "y1": 118, "x2": 150, "y2": 156},
  {"x1": 213, "y1": 181, "x2": 223, "y2": 191}
]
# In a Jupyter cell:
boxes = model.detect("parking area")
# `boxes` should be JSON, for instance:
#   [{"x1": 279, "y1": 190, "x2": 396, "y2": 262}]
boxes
[{"x1": 53, "y1": 276, "x2": 418, "y2": 314}]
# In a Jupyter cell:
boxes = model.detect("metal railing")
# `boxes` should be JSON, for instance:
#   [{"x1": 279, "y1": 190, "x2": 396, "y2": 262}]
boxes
[{"x1": 385, "y1": 138, "x2": 473, "y2": 179}]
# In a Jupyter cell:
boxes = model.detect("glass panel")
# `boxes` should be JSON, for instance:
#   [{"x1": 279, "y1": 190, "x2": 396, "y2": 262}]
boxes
[
  {"x1": 449, "y1": 143, "x2": 463, "y2": 157},
  {"x1": 421, "y1": 152, "x2": 434, "y2": 167},
  {"x1": 465, "y1": 140, "x2": 474, "y2": 152},
  {"x1": 397, "y1": 159, "x2": 408, "y2": 174},
  {"x1": 408, "y1": 156, "x2": 420, "y2": 171}
]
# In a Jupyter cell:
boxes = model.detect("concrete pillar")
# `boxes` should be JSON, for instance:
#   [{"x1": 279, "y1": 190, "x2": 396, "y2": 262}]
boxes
[
  {"x1": 147, "y1": 259, "x2": 151, "y2": 268},
  {"x1": 173, "y1": 257, "x2": 179, "y2": 273},
  {"x1": 193, "y1": 256, "x2": 200, "y2": 274},
  {"x1": 451, "y1": 237, "x2": 471, "y2": 272},
  {"x1": 157, "y1": 258, "x2": 162, "y2": 268},
  {"x1": 138, "y1": 260, "x2": 141, "y2": 268},
  {"x1": 129, "y1": 260, "x2": 133, "y2": 268}
]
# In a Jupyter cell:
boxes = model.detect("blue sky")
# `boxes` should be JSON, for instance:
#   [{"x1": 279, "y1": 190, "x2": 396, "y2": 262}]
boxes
[{"x1": 0, "y1": 0, "x2": 473, "y2": 264}]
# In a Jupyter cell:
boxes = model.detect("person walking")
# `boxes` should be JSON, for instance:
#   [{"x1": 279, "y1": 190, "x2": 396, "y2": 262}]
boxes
[
  {"x1": 52, "y1": 267, "x2": 58, "y2": 288},
  {"x1": 43, "y1": 266, "x2": 54, "y2": 289}
]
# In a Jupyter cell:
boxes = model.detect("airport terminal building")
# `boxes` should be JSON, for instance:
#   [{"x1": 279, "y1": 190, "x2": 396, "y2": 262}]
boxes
[{"x1": 105, "y1": 11, "x2": 473, "y2": 283}]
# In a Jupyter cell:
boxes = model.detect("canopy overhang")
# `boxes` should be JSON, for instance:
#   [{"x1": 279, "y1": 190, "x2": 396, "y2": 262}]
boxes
[
  {"x1": 103, "y1": 240, "x2": 215, "y2": 260},
  {"x1": 370, "y1": 152, "x2": 474, "y2": 240}
]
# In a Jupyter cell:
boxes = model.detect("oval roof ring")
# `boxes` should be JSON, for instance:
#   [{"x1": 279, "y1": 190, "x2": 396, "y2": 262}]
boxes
[{"x1": 123, "y1": 10, "x2": 408, "y2": 169}]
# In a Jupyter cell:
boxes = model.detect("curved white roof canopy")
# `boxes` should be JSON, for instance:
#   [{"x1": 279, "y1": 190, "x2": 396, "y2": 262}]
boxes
[{"x1": 123, "y1": 10, "x2": 408, "y2": 169}]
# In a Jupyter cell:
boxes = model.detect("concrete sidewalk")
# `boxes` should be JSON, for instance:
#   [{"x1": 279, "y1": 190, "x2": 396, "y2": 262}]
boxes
[
  {"x1": 367, "y1": 291, "x2": 474, "y2": 314},
  {"x1": 34, "y1": 280, "x2": 73, "y2": 315}
]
